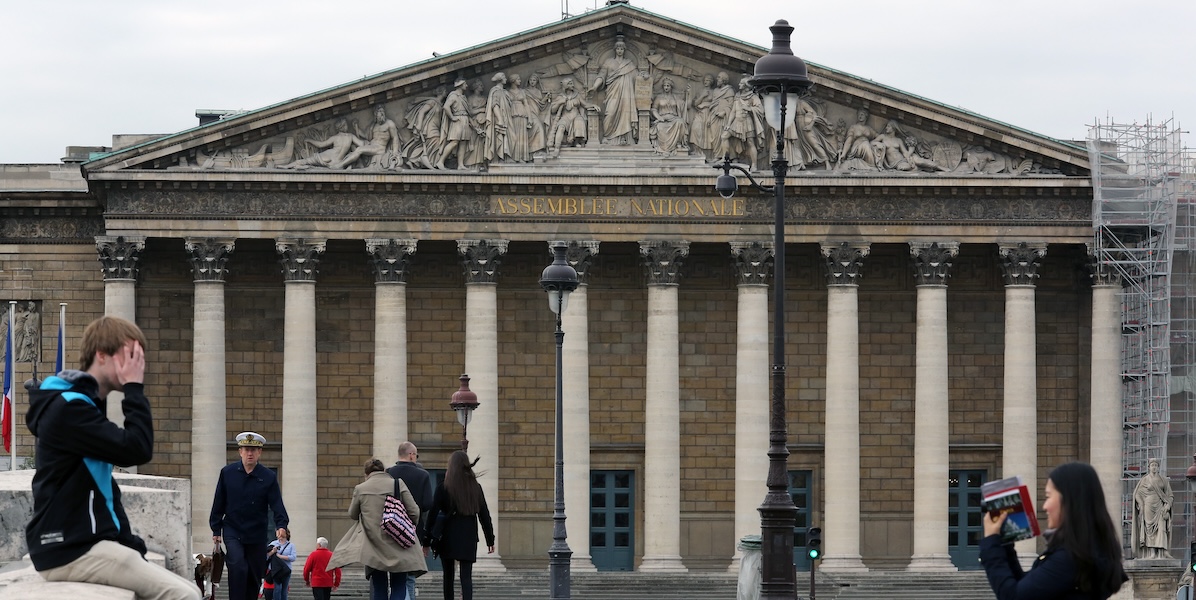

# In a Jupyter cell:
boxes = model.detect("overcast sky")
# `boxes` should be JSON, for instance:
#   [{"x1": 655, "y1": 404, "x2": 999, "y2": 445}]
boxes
[{"x1": 3, "y1": 0, "x2": 1193, "y2": 164}]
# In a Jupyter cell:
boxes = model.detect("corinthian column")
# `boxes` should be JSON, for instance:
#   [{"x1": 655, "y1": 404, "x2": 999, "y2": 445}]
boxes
[
  {"x1": 638, "y1": 240, "x2": 689, "y2": 573},
  {"x1": 367, "y1": 239, "x2": 417, "y2": 459},
  {"x1": 96, "y1": 235, "x2": 145, "y2": 432},
  {"x1": 186, "y1": 238, "x2": 235, "y2": 549},
  {"x1": 999, "y1": 242, "x2": 1046, "y2": 559},
  {"x1": 560, "y1": 241, "x2": 599, "y2": 572},
  {"x1": 818, "y1": 242, "x2": 869, "y2": 573},
  {"x1": 907, "y1": 242, "x2": 958, "y2": 572},
  {"x1": 729, "y1": 241, "x2": 772, "y2": 571},
  {"x1": 458, "y1": 239, "x2": 508, "y2": 571},
  {"x1": 277, "y1": 239, "x2": 325, "y2": 557},
  {"x1": 1088, "y1": 252, "x2": 1122, "y2": 534}
]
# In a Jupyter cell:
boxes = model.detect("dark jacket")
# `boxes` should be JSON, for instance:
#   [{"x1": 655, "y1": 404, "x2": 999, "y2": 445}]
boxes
[
  {"x1": 387, "y1": 461, "x2": 434, "y2": 532},
  {"x1": 425, "y1": 482, "x2": 495, "y2": 562},
  {"x1": 210, "y1": 460, "x2": 289, "y2": 542},
  {"x1": 24, "y1": 371, "x2": 154, "y2": 571},
  {"x1": 980, "y1": 535, "x2": 1115, "y2": 600}
]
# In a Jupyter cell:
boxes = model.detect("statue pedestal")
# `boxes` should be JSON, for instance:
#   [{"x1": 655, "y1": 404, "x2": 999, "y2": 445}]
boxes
[{"x1": 1123, "y1": 559, "x2": 1183, "y2": 600}]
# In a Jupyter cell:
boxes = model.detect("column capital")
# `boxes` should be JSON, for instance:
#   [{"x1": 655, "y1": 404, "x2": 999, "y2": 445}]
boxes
[
  {"x1": 276, "y1": 239, "x2": 326, "y2": 282},
  {"x1": 909, "y1": 242, "x2": 959, "y2": 287},
  {"x1": 366, "y1": 238, "x2": 418, "y2": 283},
  {"x1": 96, "y1": 235, "x2": 146, "y2": 281},
  {"x1": 457, "y1": 239, "x2": 509, "y2": 284},
  {"x1": 1085, "y1": 250, "x2": 1121, "y2": 288},
  {"x1": 730, "y1": 241, "x2": 774, "y2": 286},
  {"x1": 548, "y1": 240, "x2": 600, "y2": 285},
  {"x1": 999, "y1": 242, "x2": 1047, "y2": 286},
  {"x1": 820, "y1": 242, "x2": 870, "y2": 287},
  {"x1": 185, "y1": 238, "x2": 236, "y2": 282},
  {"x1": 639, "y1": 241, "x2": 689, "y2": 286}
]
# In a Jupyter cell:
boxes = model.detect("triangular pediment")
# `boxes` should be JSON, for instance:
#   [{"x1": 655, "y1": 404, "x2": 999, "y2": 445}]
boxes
[{"x1": 83, "y1": 4, "x2": 1088, "y2": 179}]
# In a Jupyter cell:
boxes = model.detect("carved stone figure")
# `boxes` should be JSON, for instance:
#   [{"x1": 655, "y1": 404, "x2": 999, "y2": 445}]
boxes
[
  {"x1": 955, "y1": 145, "x2": 1033, "y2": 175},
  {"x1": 403, "y1": 86, "x2": 448, "y2": 170},
  {"x1": 792, "y1": 98, "x2": 836, "y2": 170},
  {"x1": 463, "y1": 80, "x2": 489, "y2": 169},
  {"x1": 589, "y1": 37, "x2": 643, "y2": 145},
  {"x1": 704, "y1": 72, "x2": 736, "y2": 162},
  {"x1": 278, "y1": 119, "x2": 364, "y2": 170},
  {"x1": 718, "y1": 77, "x2": 765, "y2": 168},
  {"x1": 524, "y1": 73, "x2": 551, "y2": 156},
  {"x1": 17, "y1": 301, "x2": 39, "y2": 363},
  {"x1": 437, "y1": 79, "x2": 478, "y2": 170},
  {"x1": 547, "y1": 77, "x2": 593, "y2": 155},
  {"x1": 507, "y1": 74, "x2": 536, "y2": 162},
  {"x1": 687, "y1": 73, "x2": 716, "y2": 160},
  {"x1": 1132, "y1": 458, "x2": 1173, "y2": 559},
  {"x1": 332, "y1": 105, "x2": 401, "y2": 170},
  {"x1": 837, "y1": 108, "x2": 879, "y2": 171},
  {"x1": 485, "y1": 72, "x2": 514, "y2": 163},
  {"x1": 649, "y1": 78, "x2": 689, "y2": 156}
]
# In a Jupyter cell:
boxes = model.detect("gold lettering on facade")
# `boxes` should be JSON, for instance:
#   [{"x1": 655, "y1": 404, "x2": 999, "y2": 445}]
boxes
[{"x1": 493, "y1": 197, "x2": 746, "y2": 218}]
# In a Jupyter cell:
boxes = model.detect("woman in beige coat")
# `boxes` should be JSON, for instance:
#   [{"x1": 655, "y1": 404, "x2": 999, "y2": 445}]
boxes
[{"x1": 329, "y1": 459, "x2": 428, "y2": 600}]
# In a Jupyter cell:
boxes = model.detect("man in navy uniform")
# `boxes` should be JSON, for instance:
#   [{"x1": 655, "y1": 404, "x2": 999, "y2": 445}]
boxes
[{"x1": 211, "y1": 431, "x2": 290, "y2": 600}]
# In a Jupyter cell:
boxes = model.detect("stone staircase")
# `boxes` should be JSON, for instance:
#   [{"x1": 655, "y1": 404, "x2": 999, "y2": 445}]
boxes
[{"x1": 314, "y1": 568, "x2": 993, "y2": 600}]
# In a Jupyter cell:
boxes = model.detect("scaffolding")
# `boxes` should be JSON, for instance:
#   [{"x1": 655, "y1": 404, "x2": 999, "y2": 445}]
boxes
[{"x1": 1087, "y1": 117, "x2": 1189, "y2": 552}]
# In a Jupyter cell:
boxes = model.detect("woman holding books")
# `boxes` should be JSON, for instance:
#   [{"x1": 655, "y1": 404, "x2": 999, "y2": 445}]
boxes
[{"x1": 980, "y1": 462, "x2": 1126, "y2": 600}]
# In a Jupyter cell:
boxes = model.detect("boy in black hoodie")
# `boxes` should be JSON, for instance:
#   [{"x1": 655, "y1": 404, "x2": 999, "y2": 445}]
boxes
[{"x1": 25, "y1": 315, "x2": 198, "y2": 599}]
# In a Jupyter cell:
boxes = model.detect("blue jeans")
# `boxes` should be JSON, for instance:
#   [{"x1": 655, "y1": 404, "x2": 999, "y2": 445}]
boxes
[
  {"x1": 369, "y1": 569, "x2": 406, "y2": 600},
  {"x1": 405, "y1": 573, "x2": 416, "y2": 600},
  {"x1": 274, "y1": 571, "x2": 291, "y2": 600}
]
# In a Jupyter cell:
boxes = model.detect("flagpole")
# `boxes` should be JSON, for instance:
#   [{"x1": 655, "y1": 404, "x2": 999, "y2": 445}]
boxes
[
  {"x1": 7, "y1": 300, "x2": 15, "y2": 471},
  {"x1": 57, "y1": 303, "x2": 67, "y2": 375}
]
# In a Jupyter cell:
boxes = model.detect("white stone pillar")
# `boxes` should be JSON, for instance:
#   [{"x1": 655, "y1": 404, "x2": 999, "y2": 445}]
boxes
[
  {"x1": 639, "y1": 241, "x2": 688, "y2": 573},
  {"x1": 908, "y1": 242, "x2": 959, "y2": 572},
  {"x1": 367, "y1": 239, "x2": 417, "y2": 459},
  {"x1": 729, "y1": 242, "x2": 772, "y2": 571},
  {"x1": 458, "y1": 239, "x2": 508, "y2": 572},
  {"x1": 1089, "y1": 261, "x2": 1123, "y2": 535},
  {"x1": 186, "y1": 238, "x2": 235, "y2": 549},
  {"x1": 560, "y1": 241, "x2": 599, "y2": 572},
  {"x1": 277, "y1": 239, "x2": 325, "y2": 558},
  {"x1": 96, "y1": 236, "x2": 144, "y2": 445},
  {"x1": 999, "y1": 243, "x2": 1046, "y2": 559},
  {"x1": 819, "y1": 242, "x2": 869, "y2": 573}
]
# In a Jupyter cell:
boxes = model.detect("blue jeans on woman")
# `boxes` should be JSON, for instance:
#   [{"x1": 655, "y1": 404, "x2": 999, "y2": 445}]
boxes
[
  {"x1": 369, "y1": 569, "x2": 406, "y2": 600},
  {"x1": 274, "y1": 572, "x2": 291, "y2": 600}
]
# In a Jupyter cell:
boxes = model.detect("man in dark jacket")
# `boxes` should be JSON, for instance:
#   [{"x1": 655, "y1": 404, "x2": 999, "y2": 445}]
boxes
[
  {"x1": 386, "y1": 440, "x2": 434, "y2": 600},
  {"x1": 211, "y1": 431, "x2": 290, "y2": 600},
  {"x1": 24, "y1": 315, "x2": 199, "y2": 598}
]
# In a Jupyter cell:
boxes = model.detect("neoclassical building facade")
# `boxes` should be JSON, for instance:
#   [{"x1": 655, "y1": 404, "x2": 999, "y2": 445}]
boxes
[{"x1": 1, "y1": 3, "x2": 1121, "y2": 572}]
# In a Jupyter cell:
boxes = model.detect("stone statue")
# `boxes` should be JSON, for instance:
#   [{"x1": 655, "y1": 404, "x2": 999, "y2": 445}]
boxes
[
  {"x1": 687, "y1": 73, "x2": 717, "y2": 160},
  {"x1": 17, "y1": 301, "x2": 40, "y2": 363},
  {"x1": 649, "y1": 78, "x2": 689, "y2": 156},
  {"x1": 588, "y1": 36, "x2": 642, "y2": 145},
  {"x1": 507, "y1": 74, "x2": 536, "y2": 162},
  {"x1": 485, "y1": 72, "x2": 515, "y2": 163},
  {"x1": 1132, "y1": 458, "x2": 1173, "y2": 559},
  {"x1": 437, "y1": 79, "x2": 477, "y2": 170},
  {"x1": 278, "y1": 119, "x2": 364, "y2": 170},
  {"x1": 718, "y1": 76, "x2": 765, "y2": 169},
  {"x1": 523, "y1": 73, "x2": 551, "y2": 157},
  {"x1": 332, "y1": 105, "x2": 401, "y2": 170},
  {"x1": 837, "y1": 108, "x2": 879, "y2": 171},
  {"x1": 792, "y1": 98, "x2": 836, "y2": 170},
  {"x1": 547, "y1": 77, "x2": 594, "y2": 155},
  {"x1": 704, "y1": 72, "x2": 735, "y2": 162},
  {"x1": 402, "y1": 86, "x2": 448, "y2": 170}
]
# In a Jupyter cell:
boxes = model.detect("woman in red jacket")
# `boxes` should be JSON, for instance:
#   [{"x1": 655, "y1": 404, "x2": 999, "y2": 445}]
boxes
[{"x1": 303, "y1": 537, "x2": 341, "y2": 600}]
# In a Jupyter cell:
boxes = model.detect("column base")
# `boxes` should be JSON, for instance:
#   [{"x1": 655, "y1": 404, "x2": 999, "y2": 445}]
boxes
[
  {"x1": 905, "y1": 554, "x2": 958, "y2": 572},
  {"x1": 727, "y1": 554, "x2": 741, "y2": 573},
  {"x1": 570, "y1": 556, "x2": 598, "y2": 572},
  {"x1": 817, "y1": 555, "x2": 868, "y2": 573},
  {"x1": 473, "y1": 554, "x2": 507, "y2": 572},
  {"x1": 638, "y1": 554, "x2": 688, "y2": 573}
]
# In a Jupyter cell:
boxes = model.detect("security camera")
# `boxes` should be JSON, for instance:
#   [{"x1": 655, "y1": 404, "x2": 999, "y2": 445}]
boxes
[{"x1": 716, "y1": 173, "x2": 738, "y2": 199}]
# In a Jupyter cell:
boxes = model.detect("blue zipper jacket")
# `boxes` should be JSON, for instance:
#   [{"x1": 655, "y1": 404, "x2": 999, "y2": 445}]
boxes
[{"x1": 24, "y1": 371, "x2": 153, "y2": 571}]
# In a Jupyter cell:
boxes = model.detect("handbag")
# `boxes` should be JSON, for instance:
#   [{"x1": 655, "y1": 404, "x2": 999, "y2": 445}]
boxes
[
  {"x1": 381, "y1": 478, "x2": 419, "y2": 548},
  {"x1": 267, "y1": 543, "x2": 292, "y2": 584}
]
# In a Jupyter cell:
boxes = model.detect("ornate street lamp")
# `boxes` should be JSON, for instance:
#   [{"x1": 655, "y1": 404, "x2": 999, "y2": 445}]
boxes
[
  {"x1": 715, "y1": 19, "x2": 814, "y2": 600},
  {"x1": 540, "y1": 241, "x2": 579, "y2": 599},
  {"x1": 449, "y1": 374, "x2": 479, "y2": 451}
]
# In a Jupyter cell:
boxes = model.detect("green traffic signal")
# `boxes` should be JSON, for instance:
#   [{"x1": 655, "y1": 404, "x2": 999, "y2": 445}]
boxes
[{"x1": 806, "y1": 526, "x2": 822, "y2": 561}]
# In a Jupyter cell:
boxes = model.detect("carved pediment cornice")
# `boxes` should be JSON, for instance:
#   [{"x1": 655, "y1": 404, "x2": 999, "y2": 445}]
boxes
[{"x1": 80, "y1": 3, "x2": 1090, "y2": 183}]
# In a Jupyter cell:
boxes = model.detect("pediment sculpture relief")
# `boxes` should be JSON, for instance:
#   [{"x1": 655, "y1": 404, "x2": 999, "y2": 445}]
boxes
[{"x1": 177, "y1": 34, "x2": 1058, "y2": 176}]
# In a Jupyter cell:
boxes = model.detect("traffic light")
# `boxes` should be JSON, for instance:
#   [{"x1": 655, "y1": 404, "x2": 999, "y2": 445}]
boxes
[{"x1": 806, "y1": 527, "x2": 822, "y2": 561}]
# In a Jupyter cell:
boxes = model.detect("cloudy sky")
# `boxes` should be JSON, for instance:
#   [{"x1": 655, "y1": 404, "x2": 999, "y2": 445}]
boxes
[{"x1": 3, "y1": 0, "x2": 1193, "y2": 164}]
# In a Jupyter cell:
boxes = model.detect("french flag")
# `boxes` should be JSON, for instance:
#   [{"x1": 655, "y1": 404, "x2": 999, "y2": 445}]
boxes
[{"x1": 3, "y1": 310, "x2": 13, "y2": 454}]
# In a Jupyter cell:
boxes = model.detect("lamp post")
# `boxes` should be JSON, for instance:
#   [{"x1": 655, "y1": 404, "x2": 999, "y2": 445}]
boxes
[
  {"x1": 449, "y1": 374, "x2": 479, "y2": 451},
  {"x1": 540, "y1": 241, "x2": 579, "y2": 599},
  {"x1": 715, "y1": 19, "x2": 813, "y2": 600}
]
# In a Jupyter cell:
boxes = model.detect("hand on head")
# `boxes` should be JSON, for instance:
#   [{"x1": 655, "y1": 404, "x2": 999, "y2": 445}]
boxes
[{"x1": 113, "y1": 340, "x2": 145, "y2": 386}]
